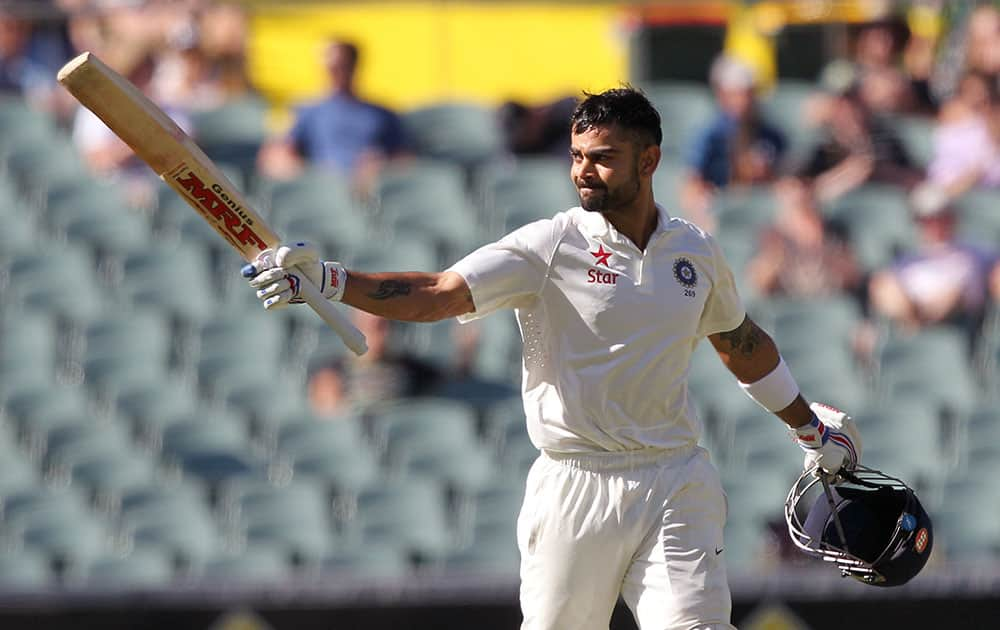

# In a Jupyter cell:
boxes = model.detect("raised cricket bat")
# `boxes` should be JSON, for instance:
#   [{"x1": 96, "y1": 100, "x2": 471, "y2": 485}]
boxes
[{"x1": 57, "y1": 51, "x2": 367, "y2": 355}]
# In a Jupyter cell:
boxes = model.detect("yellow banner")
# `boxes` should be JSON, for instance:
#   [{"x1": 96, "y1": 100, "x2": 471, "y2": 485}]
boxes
[{"x1": 248, "y1": 1, "x2": 629, "y2": 124}]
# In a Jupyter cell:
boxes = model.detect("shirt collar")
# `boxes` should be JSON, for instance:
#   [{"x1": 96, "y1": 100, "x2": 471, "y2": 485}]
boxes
[{"x1": 577, "y1": 204, "x2": 672, "y2": 242}]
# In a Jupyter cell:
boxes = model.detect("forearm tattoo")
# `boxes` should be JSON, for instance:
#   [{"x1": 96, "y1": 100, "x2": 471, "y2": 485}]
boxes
[
  {"x1": 368, "y1": 280, "x2": 412, "y2": 300},
  {"x1": 717, "y1": 317, "x2": 762, "y2": 358}
]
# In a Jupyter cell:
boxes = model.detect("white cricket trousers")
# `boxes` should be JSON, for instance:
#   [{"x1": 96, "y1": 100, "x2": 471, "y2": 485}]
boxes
[{"x1": 517, "y1": 445, "x2": 736, "y2": 630}]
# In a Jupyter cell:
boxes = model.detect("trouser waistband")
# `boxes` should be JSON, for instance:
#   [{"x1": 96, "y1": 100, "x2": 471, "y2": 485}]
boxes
[{"x1": 540, "y1": 444, "x2": 697, "y2": 472}]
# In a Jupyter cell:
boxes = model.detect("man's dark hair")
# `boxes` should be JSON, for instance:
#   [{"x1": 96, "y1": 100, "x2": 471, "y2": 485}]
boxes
[{"x1": 570, "y1": 87, "x2": 662, "y2": 148}]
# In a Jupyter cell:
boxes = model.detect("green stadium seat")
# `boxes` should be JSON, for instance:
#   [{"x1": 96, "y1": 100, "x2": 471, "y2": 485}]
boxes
[
  {"x1": 651, "y1": 156, "x2": 687, "y2": 206},
  {"x1": 457, "y1": 479, "x2": 524, "y2": 535},
  {"x1": 350, "y1": 235, "x2": 439, "y2": 272},
  {"x1": 4, "y1": 245, "x2": 103, "y2": 321},
  {"x1": 199, "y1": 310, "x2": 286, "y2": 365},
  {"x1": 712, "y1": 186, "x2": 778, "y2": 234},
  {"x1": 394, "y1": 442, "x2": 496, "y2": 494},
  {"x1": 852, "y1": 401, "x2": 948, "y2": 484},
  {"x1": 723, "y1": 412, "x2": 803, "y2": 480},
  {"x1": 497, "y1": 429, "x2": 537, "y2": 481},
  {"x1": 4, "y1": 383, "x2": 91, "y2": 429},
  {"x1": 0, "y1": 313, "x2": 58, "y2": 385},
  {"x1": 274, "y1": 414, "x2": 364, "y2": 455},
  {"x1": 44, "y1": 421, "x2": 134, "y2": 470},
  {"x1": 160, "y1": 416, "x2": 248, "y2": 458},
  {"x1": 0, "y1": 450, "x2": 40, "y2": 496},
  {"x1": 192, "y1": 97, "x2": 269, "y2": 147},
  {"x1": 112, "y1": 378, "x2": 200, "y2": 435},
  {"x1": 266, "y1": 168, "x2": 367, "y2": 253},
  {"x1": 223, "y1": 479, "x2": 334, "y2": 563},
  {"x1": 0, "y1": 204, "x2": 37, "y2": 251},
  {"x1": 173, "y1": 447, "x2": 266, "y2": 486},
  {"x1": 64, "y1": 451, "x2": 158, "y2": 499},
  {"x1": 642, "y1": 81, "x2": 715, "y2": 154},
  {"x1": 469, "y1": 313, "x2": 522, "y2": 383},
  {"x1": 0, "y1": 97, "x2": 55, "y2": 153},
  {"x1": 435, "y1": 539, "x2": 520, "y2": 576},
  {"x1": 199, "y1": 547, "x2": 293, "y2": 583},
  {"x1": 0, "y1": 550, "x2": 52, "y2": 588},
  {"x1": 368, "y1": 397, "x2": 479, "y2": 455},
  {"x1": 823, "y1": 184, "x2": 915, "y2": 270},
  {"x1": 118, "y1": 242, "x2": 216, "y2": 323},
  {"x1": 84, "y1": 311, "x2": 172, "y2": 366},
  {"x1": 192, "y1": 96, "x2": 269, "y2": 179},
  {"x1": 343, "y1": 478, "x2": 453, "y2": 560},
  {"x1": 477, "y1": 157, "x2": 577, "y2": 235},
  {"x1": 878, "y1": 328, "x2": 978, "y2": 416},
  {"x1": 402, "y1": 103, "x2": 504, "y2": 167},
  {"x1": 220, "y1": 374, "x2": 305, "y2": 428},
  {"x1": 5, "y1": 138, "x2": 87, "y2": 200},
  {"x1": 933, "y1": 476, "x2": 1000, "y2": 562},
  {"x1": 375, "y1": 160, "x2": 478, "y2": 255},
  {"x1": 318, "y1": 545, "x2": 410, "y2": 579},
  {"x1": 17, "y1": 408, "x2": 98, "y2": 460},
  {"x1": 79, "y1": 549, "x2": 175, "y2": 588},
  {"x1": 123, "y1": 502, "x2": 219, "y2": 569},
  {"x1": 955, "y1": 189, "x2": 1000, "y2": 248},
  {"x1": 18, "y1": 512, "x2": 108, "y2": 574}
]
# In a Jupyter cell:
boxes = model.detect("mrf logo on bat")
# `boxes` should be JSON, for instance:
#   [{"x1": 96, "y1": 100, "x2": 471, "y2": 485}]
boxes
[{"x1": 168, "y1": 163, "x2": 268, "y2": 253}]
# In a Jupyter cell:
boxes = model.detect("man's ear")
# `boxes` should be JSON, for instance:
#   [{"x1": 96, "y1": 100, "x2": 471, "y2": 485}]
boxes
[{"x1": 639, "y1": 144, "x2": 661, "y2": 178}]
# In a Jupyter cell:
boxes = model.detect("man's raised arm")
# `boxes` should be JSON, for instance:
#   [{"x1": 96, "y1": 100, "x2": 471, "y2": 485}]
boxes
[
  {"x1": 243, "y1": 242, "x2": 475, "y2": 323},
  {"x1": 342, "y1": 270, "x2": 475, "y2": 322}
]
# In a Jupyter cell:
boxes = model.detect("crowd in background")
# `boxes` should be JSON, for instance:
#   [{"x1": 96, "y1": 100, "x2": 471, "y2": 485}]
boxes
[{"x1": 0, "y1": 0, "x2": 997, "y2": 420}]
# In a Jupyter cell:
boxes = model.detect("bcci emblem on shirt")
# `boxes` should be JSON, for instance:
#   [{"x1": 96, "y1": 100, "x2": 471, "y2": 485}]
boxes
[{"x1": 673, "y1": 257, "x2": 698, "y2": 297}]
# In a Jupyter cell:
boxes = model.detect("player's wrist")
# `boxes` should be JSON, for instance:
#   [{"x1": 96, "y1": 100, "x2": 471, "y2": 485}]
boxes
[{"x1": 738, "y1": 357, "x2": 800, "y2": 412}]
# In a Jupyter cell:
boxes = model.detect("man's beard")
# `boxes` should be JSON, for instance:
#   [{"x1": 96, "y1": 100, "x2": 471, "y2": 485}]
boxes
[{"x1": 578, "y1": 172, "x2": 640, "y2": 213}]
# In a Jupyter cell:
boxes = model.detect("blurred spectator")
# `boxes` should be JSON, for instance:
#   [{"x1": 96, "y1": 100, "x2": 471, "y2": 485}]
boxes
[
  {"x1": 927, "y1": 71, "x2": 1000, "y2": 194},
  {"x1": 71, "y1": 47, "x2": 191, "y2": 207},
  {"x1": 963, "y1": 4, "x2": 1000, "y2": 82},
  {"x1": 798, "y1": 87, "x2": 921, "y2": 202},
  {"x1": 0, "y1": 8, "x2": 64, "y2": 109},
  {"x1": 306, "y1": 311, "x2": 441, "y2": 417},
  {"x1": 498, "y1": 95, "x2": 576, "y2": 156},
  {"x1": 151, "y1": 19, "x2": 227, "y2": 111},
  {"x1": 258, "y1": 39, "x2": 408, "y2": 193},
  {"x1": 680, "y1": 54, "x2": 787, "y2": 230},
  {"x1": 747, "y1": 177, "x2": 862, "y2": 299},
  {"x1": 868, "y1": 185, "x2": 1000, "y2": 337}
]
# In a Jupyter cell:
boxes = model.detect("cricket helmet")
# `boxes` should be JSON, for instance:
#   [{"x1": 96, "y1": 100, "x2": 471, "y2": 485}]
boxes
[{"x1": 785, "y1": 465, "x2": 932, "y2": 586}]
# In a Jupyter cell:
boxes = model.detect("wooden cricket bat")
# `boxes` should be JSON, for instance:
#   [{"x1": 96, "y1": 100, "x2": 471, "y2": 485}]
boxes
[{"x1": 57, "y1": 51, "x2": 367, "y2": 355}]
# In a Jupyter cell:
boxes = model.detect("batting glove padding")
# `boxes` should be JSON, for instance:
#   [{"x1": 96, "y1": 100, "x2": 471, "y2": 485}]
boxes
[
  {"x1": 793, "y1": 403, "x2": 862, "y2": 475},
  {"x1": 243, "y1": 242, "x2": 346, "y2": 310}
]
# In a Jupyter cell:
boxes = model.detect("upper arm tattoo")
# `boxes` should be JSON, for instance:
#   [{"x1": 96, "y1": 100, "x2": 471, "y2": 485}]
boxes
[
  {"x1": 367, "y1": 280, "x2": 412, "y2": 300},
  {"x1": 716, "y1": 316, "x2": 763, "y2": 358}
]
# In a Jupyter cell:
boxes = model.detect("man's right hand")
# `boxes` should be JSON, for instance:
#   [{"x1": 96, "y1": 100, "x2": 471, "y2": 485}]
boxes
[
  {"x1": 241, "y1": 241, "x2": 347, "y2": 310},
  {"x1": 792, "y1": 403, "x2": 863, "y2": 475}
]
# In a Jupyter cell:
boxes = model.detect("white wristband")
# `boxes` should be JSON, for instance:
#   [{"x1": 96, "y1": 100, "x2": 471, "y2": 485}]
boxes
[{"x1": 739, "y1": 357, "x2": 800, "y2": 412}]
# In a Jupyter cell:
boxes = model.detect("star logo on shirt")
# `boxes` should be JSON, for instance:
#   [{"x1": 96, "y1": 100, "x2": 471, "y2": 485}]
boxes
[{"x1": 591, "y1": 245, "x2": 612, "y2": 267}]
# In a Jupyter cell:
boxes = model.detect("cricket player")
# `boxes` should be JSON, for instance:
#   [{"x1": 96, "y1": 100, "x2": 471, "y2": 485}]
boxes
[{"x1": 244, "y1": 88, "x2": 861, "y2": 630}]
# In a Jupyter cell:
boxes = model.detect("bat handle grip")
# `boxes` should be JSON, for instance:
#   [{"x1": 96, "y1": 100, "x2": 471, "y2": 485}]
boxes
[{"x1": 298, "y1": 276, "x2": 368, "y2": 356}]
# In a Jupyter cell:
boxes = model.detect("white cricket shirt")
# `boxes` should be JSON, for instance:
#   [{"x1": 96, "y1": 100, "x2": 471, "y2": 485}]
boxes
[{"x1": 448, "y1": 205, "x2": 746, "y2": 453}]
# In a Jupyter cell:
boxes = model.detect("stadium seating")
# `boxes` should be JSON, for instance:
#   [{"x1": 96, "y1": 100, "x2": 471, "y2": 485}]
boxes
[
  {"x1": 401, "y1": 103, "x2": 504, "y2": 169},
  {"x1": 3, "y1": 65, "x2": 997, "y2": 592}
]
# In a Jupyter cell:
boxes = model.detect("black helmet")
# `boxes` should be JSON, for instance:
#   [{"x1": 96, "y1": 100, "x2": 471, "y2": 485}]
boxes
[{"x1": 784, "y1": 465, "x2": 933, "y2": 586}]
